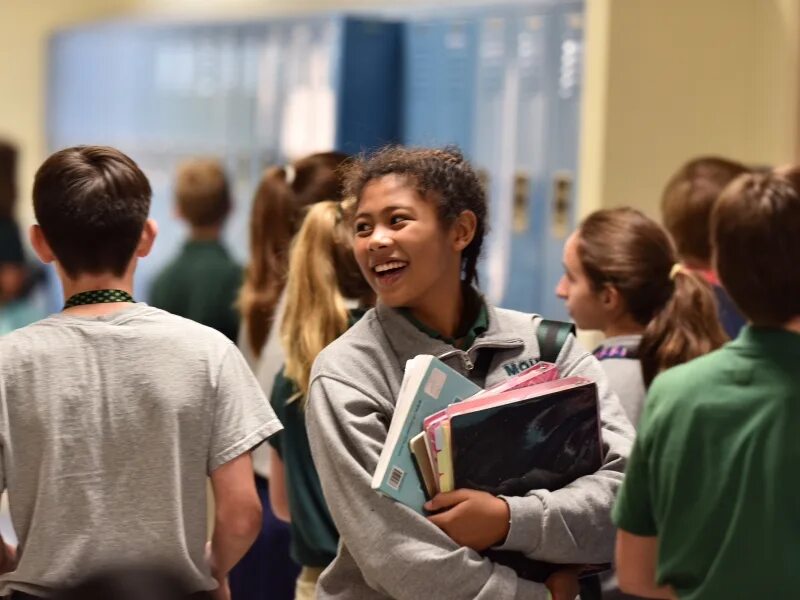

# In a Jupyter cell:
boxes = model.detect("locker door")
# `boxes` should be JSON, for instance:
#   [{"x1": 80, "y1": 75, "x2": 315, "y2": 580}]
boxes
[
  {"x1": 402, "y1": 18, "x2": 477, "y2": 155},
  {"x1": 253, "y1": 23, "x2": 284, "y2": 171},
  {"x1": 473, "y1": 15, "x2": 516, "y2": 305},
  {"x1": 503, "y1": 12, "x2": 549, "y2": 314},
  {"x1": 48, "y1": 27, "x2": 113, "y2": 149},
  {"x1": 403, "y1": 21, "x2": 443, "y2": 147},
  {"x1": 539, "y1": 5, "x2": 584, "y2": 321},
  {"x1": 279, "y1": 18, "x2": 340, "y2": 161},
  {"x1": 337, "y1": 18, "x2": 402, "y2": 155}
]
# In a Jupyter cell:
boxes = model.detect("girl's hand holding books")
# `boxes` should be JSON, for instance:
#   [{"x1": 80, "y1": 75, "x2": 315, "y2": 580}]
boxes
[
  {"x1": 544, "y1": 567, "x2": 580, "y2": 600},
  {"x1": 425, "y1": 489, "x2": 510, "y2": 551},
  {"x1": 0, "y1": 541, "x2": 16, "y2": 575}
]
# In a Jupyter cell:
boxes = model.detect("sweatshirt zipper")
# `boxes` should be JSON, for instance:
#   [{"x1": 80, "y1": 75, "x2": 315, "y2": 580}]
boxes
[{"x1": 437, "y1": 339, "x2": 524, "y2": 372}]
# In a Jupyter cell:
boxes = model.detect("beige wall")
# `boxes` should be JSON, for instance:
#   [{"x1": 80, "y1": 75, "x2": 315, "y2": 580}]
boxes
[
  {"x1": 2, "y1": 0, "x2": 799, "y2": 227},
  {"x1": 0, "y1": 0, "x2": 145, "y2": 227},
  {"x1": 578, "y1": 0, "x2": 800, "y2": 220}
]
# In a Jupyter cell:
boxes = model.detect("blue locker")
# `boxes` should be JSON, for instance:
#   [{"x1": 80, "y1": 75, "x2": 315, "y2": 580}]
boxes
[
  {"x1": 537, "y1": 4, "x2": 584, "y2": 321},
  {"x1": 400, "y1": 2, "x2": 585, "y2": 318},
  {"x1": 472, "y1": 14, "x2": 516, "y2": 306},
  {"x1": 46, "y1": 15, "x2": 402, "y2": 307},
  {"x1": 503, "y1": 11, "x2": 549, "y2": 314},
  {"x1": 338, "y1": 18, "x2": 402, "y2": 154},
  {"x1": 402, "y1": 18, "x2": 478, "y2": 154}
]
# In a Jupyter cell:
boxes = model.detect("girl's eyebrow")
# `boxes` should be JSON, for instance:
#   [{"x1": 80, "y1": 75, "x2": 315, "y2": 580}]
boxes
[{"x1": 354, "y1": 205, "x2": 412, "y2": 220}]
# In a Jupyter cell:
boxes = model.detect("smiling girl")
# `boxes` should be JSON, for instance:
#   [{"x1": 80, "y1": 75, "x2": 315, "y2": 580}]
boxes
[
  {"x1": 556, "y1": 208, "x2": 727, "y2": 428},
  {"x1": 304, "y1": 147, "x2": 634, "y2": 600}
]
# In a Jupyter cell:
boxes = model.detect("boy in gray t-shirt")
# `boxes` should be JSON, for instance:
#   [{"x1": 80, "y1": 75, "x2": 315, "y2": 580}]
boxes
[{"x1": 0, "y1": 146, "x2": 282, "y2": 599}]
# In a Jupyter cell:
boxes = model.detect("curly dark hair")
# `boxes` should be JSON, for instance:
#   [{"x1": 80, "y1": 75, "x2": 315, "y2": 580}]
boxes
[{"x1": 343, "y1": 146, "x2": 487, "y2": 285}]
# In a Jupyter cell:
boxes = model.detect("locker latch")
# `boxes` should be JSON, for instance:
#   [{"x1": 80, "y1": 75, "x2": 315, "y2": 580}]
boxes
[
  {"x1": 552, "y1": 171, "x2": 572, "y2": 238},
  {"x1": 513, "y1": 171, "x2": 530, "y2": 233}
]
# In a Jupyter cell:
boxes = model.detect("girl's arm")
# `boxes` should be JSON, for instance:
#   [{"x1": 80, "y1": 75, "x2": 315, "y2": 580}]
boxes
[
  {"x1": 493, "y1": 332, "x2": 636, "y2": 564},
  {"x1": 268, "y1": 447, "x2": 290, "y2": 523},
  {"x1": 305, "y1": 374, "x2": 549, "y2": 600}
]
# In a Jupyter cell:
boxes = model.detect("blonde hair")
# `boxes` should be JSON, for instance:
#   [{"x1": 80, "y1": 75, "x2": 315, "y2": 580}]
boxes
[
  {"x1": 281, "y1": 199, "x2": 370, "y2": 403},
  {"x1": 238, "y1": 152, "x2": 348, "y2": 357}
]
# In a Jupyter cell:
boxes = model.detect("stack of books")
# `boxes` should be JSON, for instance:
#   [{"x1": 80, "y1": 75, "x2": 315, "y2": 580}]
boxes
[{"x1": 371, "y1": 355, "x2": 605, "y2": 582}]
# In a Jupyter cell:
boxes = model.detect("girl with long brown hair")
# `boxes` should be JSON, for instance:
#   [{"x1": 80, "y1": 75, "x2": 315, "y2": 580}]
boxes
[
  {"x1": 556, "y1": 207, "x2": 728, "y2": 428},
  {"x1": 267, "y1": 199, "x2": 373, "y2": 600},
  {"x1": 239, "y1": 151, "x2": 349, "y2": 361},
  {"x1": 232, "y1": 151, "x2": 348, "y2": 600}
]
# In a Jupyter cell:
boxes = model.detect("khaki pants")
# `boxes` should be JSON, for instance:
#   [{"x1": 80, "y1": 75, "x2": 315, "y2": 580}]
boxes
[{"x1": 295, "y1": 566, "x2": 324, "y2": 600}]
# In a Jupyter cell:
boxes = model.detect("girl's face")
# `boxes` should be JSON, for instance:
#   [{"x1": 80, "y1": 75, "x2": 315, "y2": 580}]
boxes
[
  {"x1": 555, "y1": 231, "x2": 608, "y2": 330},
  {"x1": 352, "y1": 175, "x2": 464, "y2": 310}
]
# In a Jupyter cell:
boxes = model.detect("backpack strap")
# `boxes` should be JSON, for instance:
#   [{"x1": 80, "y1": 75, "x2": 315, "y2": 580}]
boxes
[{"x1": 536, "y1": 318, "x2": 575, "y2": 363}]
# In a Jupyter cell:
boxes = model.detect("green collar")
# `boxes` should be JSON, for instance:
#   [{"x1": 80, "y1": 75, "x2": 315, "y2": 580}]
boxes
[
  {"x1": 399, "y1": 287, "x2": 488, "y2": 350},
  {"x1": 182, "y1": 239, "x2": 228, "y2": 254},
  {"x1": 733, "y1": 324, "x2": 800, "y2": 357}
]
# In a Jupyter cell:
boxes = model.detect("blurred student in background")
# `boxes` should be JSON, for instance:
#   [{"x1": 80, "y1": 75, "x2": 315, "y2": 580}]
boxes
[
  {"x1": 234, "y1": 152, "x2": 348, "y2": 600},
  {"x1": 150, "y1": 158, "x2": 241, "y2": 342},
  {"x1": 661, "y1": 156, "x2": 749, "y2": 338},
  {"x1": 268, "y1": 199, "x2": 374, "y2": 599},
  {"x1": 0, "y1": 140, "x2": 45, "y2": 334},
  {"x1": 555, "y1": 207, "x2": 727, "y2": 600},
  {"x1": 556, "y1": 207, "x2": 727, "y2": 428},
  {"x1": 614, "y1": 168, "x2": 800, "y2": 598}
]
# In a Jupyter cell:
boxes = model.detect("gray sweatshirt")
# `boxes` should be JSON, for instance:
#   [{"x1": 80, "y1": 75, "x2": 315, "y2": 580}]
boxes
[{"x1": 305, "y1": 302, "x2": 635, "y2": 600}]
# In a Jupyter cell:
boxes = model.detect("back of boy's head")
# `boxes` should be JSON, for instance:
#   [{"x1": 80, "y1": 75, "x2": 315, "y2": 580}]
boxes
[
  {"x1": 174, "y1": 158, "x2": 230, "y2": 228},
  {"x1": 661, "y1": 156, "x2": 748, "y2": 266},
  {"x1": 344, "y1": 146, "x2": 487, "y2": 286},
  {"x1": 33, "y1": 145, "x2": 151, "y2": 278},
  {"x1": 713, "y1": 168, "x2": 800, "y2": 326}
]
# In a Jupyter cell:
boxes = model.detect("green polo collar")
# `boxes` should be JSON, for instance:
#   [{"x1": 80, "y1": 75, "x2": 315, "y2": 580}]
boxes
[
  {"x1": 399, "y1": 286, "x2": 488, "y2": 350},
  {"x1": 733, "y1": 325, "x2": 800, "y2": 357},
  {"x1": 182, "y1": 239, "x2": 229, "y2": 255}
]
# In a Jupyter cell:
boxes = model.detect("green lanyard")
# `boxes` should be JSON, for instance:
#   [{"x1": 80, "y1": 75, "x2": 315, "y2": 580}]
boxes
[{"x1": 63, "y1": 289, "x2": 134, "y2": 310}]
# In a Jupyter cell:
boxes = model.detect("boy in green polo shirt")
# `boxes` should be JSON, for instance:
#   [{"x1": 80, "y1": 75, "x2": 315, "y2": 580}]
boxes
[
  {"x1": 150, "y1": 158, "x2": 241, "y2": 341},
  {"x1": 612, "y1": 167, "x2": 800, "y2": 599}
]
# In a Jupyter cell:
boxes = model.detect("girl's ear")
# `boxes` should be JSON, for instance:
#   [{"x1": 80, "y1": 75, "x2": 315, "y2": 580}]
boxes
[
  {"x1": 452, "y1": 210, "x2": 477, "y2": 252},
  {"x1": 602, "y1": 284, "x2": 624, "y2": 314}
]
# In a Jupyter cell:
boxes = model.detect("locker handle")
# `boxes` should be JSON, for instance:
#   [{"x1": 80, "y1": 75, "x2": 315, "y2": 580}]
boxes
[
  {"x1": 513, "y1": 171, "x2": 531, "y2": 234},
  {"x1": 552, "y1": 171, "x2": 572, "y2": 239}
]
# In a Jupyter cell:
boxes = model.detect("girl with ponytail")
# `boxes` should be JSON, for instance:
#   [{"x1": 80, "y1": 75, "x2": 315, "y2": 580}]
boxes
[
  {"x1": 233, "y1": 151, "x2": 348, "y2": 600},
  {"x1": 268, "y1": 199, "x2": 374, "y2": 600},
  {"x1": 239, "y1": 151, "x2": 349, "y2": 360},
  {"x1": 557, "y1": 207, "x2": 728, "y2": 428}
]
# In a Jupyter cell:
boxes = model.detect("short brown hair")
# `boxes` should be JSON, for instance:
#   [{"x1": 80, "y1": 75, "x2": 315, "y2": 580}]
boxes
[
  {"x1": 33, "y1": 146, "x2": 151, "y2": 277},
  {"x1": 661, "y1": 157, "x2": 748, "y2": 265},
  {"x1": 713, "y1": 168, "x2": 800, "y2": 326},
  {"x1": 174, "y1": 158, "x2": 230, "y2": 227}
]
